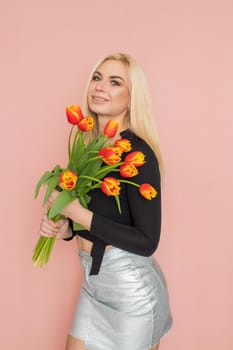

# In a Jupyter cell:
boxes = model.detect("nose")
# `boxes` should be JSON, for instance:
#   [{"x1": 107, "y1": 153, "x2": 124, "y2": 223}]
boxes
[{"x1": 95, "y1": 79, "x2": 106, "y2": 91}]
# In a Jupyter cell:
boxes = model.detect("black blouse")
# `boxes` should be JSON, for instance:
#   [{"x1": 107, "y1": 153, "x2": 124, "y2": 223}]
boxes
[{"x1": 64, "y1": 129, "x2": 161, "y2": 275}]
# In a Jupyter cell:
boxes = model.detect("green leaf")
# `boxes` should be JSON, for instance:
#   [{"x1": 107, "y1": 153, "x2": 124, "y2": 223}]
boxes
[
  {"x1": 52, "y1": 164, "x2": 62, "y2": 174},
  {"x1": 87, "y1": 135, "x2": 107, "y2": 151},
  {"x1": 72, "y1": 140, "x2": 86, "y2": 164},
  {"x1": 42, "y1": 176, "x2": 60, "y2": 206},
  {"x1": 114, "y1": 195, "x2": 121, "y2": 214},
  {"x1": 80, "y1": 158, "x2": 102, "y2": 177},
  {"x1": 47, "y1": 190, "x2": 75, "y2": 219},
  {"x1": 34, "y1": 171, "x2": 54, "y2": 198},
  {"x1": 73, "y1": 153, "x2": 89, "y2": 173}
]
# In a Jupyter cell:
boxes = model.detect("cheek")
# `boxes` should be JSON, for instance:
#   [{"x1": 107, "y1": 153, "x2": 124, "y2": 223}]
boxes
[
  {"x1": 87, "y1": 84, "x2": 93, "y2": 96},
  {"x1": 113, "y1": 89, "x2": 130, "y2": 104}
]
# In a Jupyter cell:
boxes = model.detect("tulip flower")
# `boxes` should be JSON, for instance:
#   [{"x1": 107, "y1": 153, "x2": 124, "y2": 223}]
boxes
[
  {"x1": 114, "y1": 138, "x2": 132, "y2": 152},
  {"x1": 66, "y1": 105, "x2": 84, "y2": 124},
  {"x1": 124, "y1": 151, "x2": 145, "y2": 167},
  {"x1": 120, "y1": 163, "x2": 138, "y2": 178},
  {"x1": 101, "y1": 177, "x2": 121, "y2": 196},
  {"x1": 59, "y1": 170, "x2": 78, "y2": 190},
  {"x1": 78, "y1": 116, "x2": 94, "y2": 131},
  {"x1": 104, "y1": 120, "x2": 119, "y2": 138},
  {"x1": 139, "y1": 183, "x2": 158, "y2": 200},
  {"x1": 99, "y1": 147, "x2": 122, "y2": 165}
]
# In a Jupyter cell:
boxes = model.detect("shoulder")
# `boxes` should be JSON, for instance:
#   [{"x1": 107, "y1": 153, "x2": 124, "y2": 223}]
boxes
[{"x1": 120, "y1": 129, "x2": 159, "y2": 167}]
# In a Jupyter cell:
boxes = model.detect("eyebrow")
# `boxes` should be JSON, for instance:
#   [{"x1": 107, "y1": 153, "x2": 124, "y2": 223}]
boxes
[{"x1": 94, "y1": 70, "x2": 125, "y2": 82}]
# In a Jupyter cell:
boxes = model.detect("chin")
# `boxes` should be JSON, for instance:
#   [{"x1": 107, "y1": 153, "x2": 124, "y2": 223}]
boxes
[{"x1": 89, "y1": 105, "x2": 109, "y2": 116}]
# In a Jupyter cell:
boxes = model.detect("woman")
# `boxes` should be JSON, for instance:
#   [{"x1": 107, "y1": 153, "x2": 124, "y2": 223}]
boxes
[{"x1": 40, "y1": 53, "x2": 173, "y2": 350}]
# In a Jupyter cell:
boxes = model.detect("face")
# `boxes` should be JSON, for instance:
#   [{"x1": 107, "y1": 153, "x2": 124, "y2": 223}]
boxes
[{"x1": 87, "y1": 60, "x2": 130, "y2": 121}]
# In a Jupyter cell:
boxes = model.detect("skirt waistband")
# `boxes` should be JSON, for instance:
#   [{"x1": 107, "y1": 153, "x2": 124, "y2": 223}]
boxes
[{"x1": 78, "y1": 247, "x2": 154, "y2": 269}]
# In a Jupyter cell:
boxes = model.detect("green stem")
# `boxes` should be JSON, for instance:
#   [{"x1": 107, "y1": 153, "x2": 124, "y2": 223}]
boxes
[
  {"x1": 79, "y1": 175, "x2": 102, "y2": 183},
  {"x1": 70, "y1": 128, "x2": 81, "y2": 160},
  {"x1": 32, "y1": 213, "x2": 64, "y2": 267},
  {"x1": 87, "y1": 150, "x2": 99, "y2": 154},
  {"x1": 95, "y1": 162, "x2": 124, "y2": 176},
  {"x1": 68, "y1": 125, "x2": 75, "y2": 160},
  {"x1": 83, "y1": 155, "x2": 102, "y2": 165},
  {"x1": 118, "y1": 179, "x2": 140, "y2": 188}
]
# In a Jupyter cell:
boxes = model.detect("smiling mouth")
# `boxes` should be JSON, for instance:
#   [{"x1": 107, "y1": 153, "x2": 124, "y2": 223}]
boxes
[{"x1": 92, "y1": 95, "x2": 109, "y2": 103}]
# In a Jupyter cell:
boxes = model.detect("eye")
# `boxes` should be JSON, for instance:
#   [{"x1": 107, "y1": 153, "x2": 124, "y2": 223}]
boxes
[
  {"x1": 92, "y1": 74, "x2": 100, "y2": 81},
  {"x1": 111, "y1": 80, "x2": 120, "y2": 86}
]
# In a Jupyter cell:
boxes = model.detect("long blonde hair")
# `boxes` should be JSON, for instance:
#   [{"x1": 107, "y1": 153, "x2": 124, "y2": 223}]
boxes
[{"x1": 82, "y1": 53, "x2": 164, "y2": 177}]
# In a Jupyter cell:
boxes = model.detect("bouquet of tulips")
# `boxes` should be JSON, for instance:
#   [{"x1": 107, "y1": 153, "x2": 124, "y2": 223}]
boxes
[{"x1": 32, "y1": 105, "x2": 157, "y2": 267}]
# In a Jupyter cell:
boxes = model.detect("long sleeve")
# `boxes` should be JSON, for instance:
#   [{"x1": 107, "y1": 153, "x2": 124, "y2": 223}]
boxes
[
  {"x1": 89, "y1": 140, "x2": 161, "y2": 256},
  {"x1": 64, "y1": 129, "x2": 162, "y2": 274}
]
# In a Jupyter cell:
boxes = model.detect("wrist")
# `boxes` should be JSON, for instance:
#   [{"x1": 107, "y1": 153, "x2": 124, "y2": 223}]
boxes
[{"x1": 62, "y1": 226, "x2": 73, "y2": 239}]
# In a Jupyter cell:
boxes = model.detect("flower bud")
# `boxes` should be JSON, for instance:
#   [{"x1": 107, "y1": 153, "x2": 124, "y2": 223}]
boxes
[
  {"x1": 114, "y1": 138, "x2": 132, "y2": 152},
  {"x1": 124, "y1": 151, "x2": 145, "y2": 167},
  {"x1": 120, "y1": 163, "x2": 138, "y2": 178},
  {"x1": 66, "y1": 105, "x2": 84, "y2": 124},
  {"x1": 99, "y1": 147, "x2": 122, "y2": 165},
  {"x1": 101, "y1": 177, "x2": 121, "y2": 196},
  {"x1": 78, "y1": 117, "x2": 94, "y2": 131},
  {"x1": 59, "y1": 170, "x2": 78, "y2": 190},
  {"x1": 139, "y1": 183, "x2": 157, "y2": 200},
  {"x1": 104, "y1": 120, "x2": 119, "y2": 138}
]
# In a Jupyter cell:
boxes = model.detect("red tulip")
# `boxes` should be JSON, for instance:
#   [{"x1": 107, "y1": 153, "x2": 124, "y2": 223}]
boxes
[
  {"x1": 99, "y1": 147, "x2": 122, "y2": 165},
  {"x1": 78, "y1": 117, "x2": 94, "y2": 131},
  {"x1": 120, "y1": 163, "x2": 138, "y2": 178},
  {"x1": 124, "y1": 151, "x2": 145, "y2": 167},
  {"x1": 104, "y1": 120, "x2": 119, "y2": 138},
  {"x1": 59, "y1": 170, "x2": 78, "y2": 190},
  {"x1": 66, "y1": 105, "x2": 84, "y2": 124},
  {"x1": 101, "y1": 177, "x2": 121, "y2": 196},
  {"x1": 114, "y1": 138, "x2": 132, "y2": 152},
  {"x1": 139, "y1": 183, "x2": 157, "y2": 200}
]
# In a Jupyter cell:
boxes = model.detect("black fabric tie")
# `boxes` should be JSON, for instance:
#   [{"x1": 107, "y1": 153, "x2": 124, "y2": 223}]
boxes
[{"x1": 90, "y1": 240, "x2": 106, "y2": 275}]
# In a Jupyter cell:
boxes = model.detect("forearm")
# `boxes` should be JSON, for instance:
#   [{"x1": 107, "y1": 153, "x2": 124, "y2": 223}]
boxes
[{"x1": 67, "y1": 200, "x2": 93, "y2": 231}]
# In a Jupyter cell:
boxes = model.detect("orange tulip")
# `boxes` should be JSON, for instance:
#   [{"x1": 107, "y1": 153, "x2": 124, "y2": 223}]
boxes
[
  {"x1": 124, "y1": 151, "x2": 145, "y2": 167},
  {"x1": 66, "y1": 105, "x2": 84, "y2": 124},
  {"x1": 99, "y1": 147, "x2": 122, "y2": 165},
  {"x1": 114, "y1": 138, "x2": 132, "y2": 152},
  {"x1": 59, "y1": 170, "x2": 78, "y2": 190},
  {"x1": 78, "y1": 117, "x2": 94, "y2": 131},
  {"x1": 104, "y1": 120, "x2": 119, "y2": 138},
  {"x1": 101, "y1": 177, "x2": 121, "y2": 196},
  {"x1": 139, "y1": 183, "x2": 157, "y2": 200},
  {"x1": 120, "y1": 163, "x2": 138, "y2": 178}
]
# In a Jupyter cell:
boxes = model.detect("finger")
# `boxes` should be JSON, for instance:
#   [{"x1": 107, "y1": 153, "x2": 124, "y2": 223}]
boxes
[
  {"x1": 40, "y1": 224, "x2": 59, "y2": 236},
  {"x1": 48, "y1": 190, "x2": 60, "y2": 204},
  {"x1": 56, "y1": 219, "x2": 68, "y2": 228},
  {"x1": 40, "y1": 220, "x2": 59, "y2": 233},
  {"x1": 42, "y1": 214, "x2": 59, "y2": 228}
]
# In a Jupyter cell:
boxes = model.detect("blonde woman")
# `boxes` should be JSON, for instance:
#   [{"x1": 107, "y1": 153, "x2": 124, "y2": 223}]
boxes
[{"x1": 40, "y1": 53, "x2": 173, "y2": 350}]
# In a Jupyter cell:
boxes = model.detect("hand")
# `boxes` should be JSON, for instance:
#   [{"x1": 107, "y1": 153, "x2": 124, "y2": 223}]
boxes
[
  {"x1": 47, "y1": 190, "x2": 93, "y2": 230},
  {"x1": 39, "y1": 213, "x2": 72, "y2": 240}
]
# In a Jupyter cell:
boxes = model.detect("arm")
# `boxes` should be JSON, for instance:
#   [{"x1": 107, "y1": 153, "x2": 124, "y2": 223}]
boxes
[
  {"x1": 63, "y1": 143, "x2": 161, "y2": 256},
  {"x1": 49, "y1": 143, "x2": 161, "y2": 256},
  {"x1": 88, "y1": 145, "x2": 161, "y2": 256}
]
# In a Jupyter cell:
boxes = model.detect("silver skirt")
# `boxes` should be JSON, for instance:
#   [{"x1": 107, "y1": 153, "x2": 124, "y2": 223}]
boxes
[{"x1": 70, "y1": 248, "x2": 173, "y2": 350}]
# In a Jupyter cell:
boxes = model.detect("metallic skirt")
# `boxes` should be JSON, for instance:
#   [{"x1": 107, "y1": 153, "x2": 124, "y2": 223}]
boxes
[{"x1": 70, "y1": 248, "x2": 173, "y2": 350}]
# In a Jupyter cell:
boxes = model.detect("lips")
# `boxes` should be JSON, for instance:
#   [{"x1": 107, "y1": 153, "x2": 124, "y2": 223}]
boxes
[{"x1": 92, "y1": 95, "x2": 109, "y2": 103}]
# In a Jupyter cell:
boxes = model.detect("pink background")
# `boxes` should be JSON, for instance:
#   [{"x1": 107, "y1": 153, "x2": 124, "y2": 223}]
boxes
[{"x1": 1, "y1": 1, "x2": 232, "y2": 349}]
